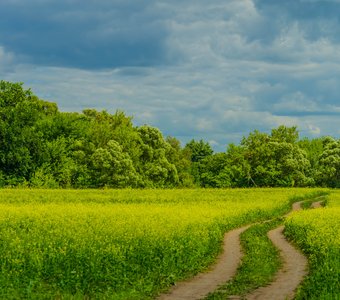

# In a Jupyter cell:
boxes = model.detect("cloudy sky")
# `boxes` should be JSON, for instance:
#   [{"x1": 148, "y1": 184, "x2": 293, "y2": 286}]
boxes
[{"x1": 1, "y1": 0, "x2": 340, "y2": 151}]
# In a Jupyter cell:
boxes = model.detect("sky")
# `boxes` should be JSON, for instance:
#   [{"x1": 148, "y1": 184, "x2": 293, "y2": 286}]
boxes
[{"x1": 1, "y1": 0, "x2": 340, "y2": 151}]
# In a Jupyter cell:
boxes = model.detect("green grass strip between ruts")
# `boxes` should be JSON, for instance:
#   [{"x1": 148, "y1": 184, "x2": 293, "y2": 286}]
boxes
[
  {"x1": 205, "y1": 191, "x2": 330, "y2": 300},
  {"x1": 205, "y1": 219, "x2": 282, "y2": 300}
]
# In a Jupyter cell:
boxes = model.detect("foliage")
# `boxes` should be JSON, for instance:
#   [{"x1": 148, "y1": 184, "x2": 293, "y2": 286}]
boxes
[
  {"x1": 185, "y1": 139, "x2": 213, "y2": 163},
  {"x1": 91, "y1": 140, "x2": 139, "y2": 187},
  {"x1": 0, "y1": 80, "x2": 339, "y2": 188},
  {"x1": 166, "y1": 136, "x2": 194, "y2": 187},
  {"x1": 137, "y1": 125, "x2": 179, "y2": 187},
  {"x1": 240, "y1": 126, "x2": 312, "y2": 187},
  {"x1": 317, "y1": 137, "x2": 340, "y2": 187},
  {"x1": 197, "y1": 153, "x2": 232, "y2": 188},
  {"x1": 0, "y1": 81, "x2": 57, "y2": 184}
]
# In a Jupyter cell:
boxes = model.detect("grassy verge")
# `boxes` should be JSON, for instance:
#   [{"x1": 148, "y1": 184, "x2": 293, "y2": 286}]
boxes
[
  {"x1": 288, "y1": 190, "x2": 329, "y2": 208},
  {"x1": 205, "y1": 219, "x2": 282, "y2": 299},
  {"x1": 285, "y1": 192, "x2": 340, "y2": 299},
  {"x1": 300, "y1": 196, "x2": 326, "y2": 209}
]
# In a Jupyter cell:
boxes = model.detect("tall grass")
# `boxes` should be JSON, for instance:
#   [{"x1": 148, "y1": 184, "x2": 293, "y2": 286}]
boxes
[
  {"x1": 284, "y1": 191, "x2": 340, "y2": 299},
  {"x1": 0, "y1": 188, "x2": 320, "y2": 298}
]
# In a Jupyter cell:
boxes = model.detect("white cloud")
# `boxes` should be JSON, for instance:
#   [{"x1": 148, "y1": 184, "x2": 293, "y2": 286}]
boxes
[
  {"x1": 308, "y1": 124, "x2": 321, "y2": 135},
  {"x1": 194, "y1": 118, "x2": 213, "y2": 132},
  {"x1": 274, "y1": 92, "x2": 319, "y2": 112},
  {"x1": 209, "y1": 140, "x2": 219, "y2": 147}
]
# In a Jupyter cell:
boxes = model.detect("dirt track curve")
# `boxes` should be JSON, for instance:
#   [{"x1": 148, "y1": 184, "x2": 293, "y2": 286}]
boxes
[
  {"x1": 311, "y1": 201, "x2": 323, "y2": 208},
  {"x1": 157, "y1": 200, "x2": 322, "y2": 300},
  {"x1": 157, "y1": 225, "x2": 250, "y2": 300},
  {"x1": 246, "y1": 226, "x2": 308, "y2": 300},
  {"x1": 245, "y1": 200, "x2": 324, "y2": 300}
]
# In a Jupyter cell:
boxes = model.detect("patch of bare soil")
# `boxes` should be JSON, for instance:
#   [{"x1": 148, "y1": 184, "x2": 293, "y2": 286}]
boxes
[
  {"x1": 157, "y1": 225, "x2": 250, "y2": 300},
  {"x1": 289, "y1": 200, "x2": 304, "y2": 214},
  {"x1": 311, "y1": 201, "x2": 323, "y2": 208}
]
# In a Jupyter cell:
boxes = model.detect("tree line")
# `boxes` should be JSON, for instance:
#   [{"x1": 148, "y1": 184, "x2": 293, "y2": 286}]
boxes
[{"x1": 0, "y1": 80, "x2": 339, "y2": 188}]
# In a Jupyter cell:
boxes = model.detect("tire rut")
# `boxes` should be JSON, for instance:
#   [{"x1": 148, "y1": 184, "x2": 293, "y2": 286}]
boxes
[
  {"x1": 245, "y1": 200, "x2": 322, "y2": 300},
  {"x1": 157, "y1": 225, "x2": 250, "y2": 300},
  {"x1": 311, "y1": 201, "x2": 323, "y2": 209},
  {"x1": 245, "y1": 225, "x2": 308, "y2": 300},
  {"x1": 156, "y1": 199, "x2": 322, "y2": 300}
]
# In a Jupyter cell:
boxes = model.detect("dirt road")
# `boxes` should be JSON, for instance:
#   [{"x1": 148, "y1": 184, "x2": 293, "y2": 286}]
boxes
[
  {"x1": 246, "y1": 225, "x2": 308, "y2": 300},
  {"x1": 157, "y1": 225, "x2": 250, "y2": 300},
  {"x1": 245, "y1": 200, "x2": 320, "y2": 300},
  {"x1": 157, "y1": 199, "x2": 321, "y2": 300}
]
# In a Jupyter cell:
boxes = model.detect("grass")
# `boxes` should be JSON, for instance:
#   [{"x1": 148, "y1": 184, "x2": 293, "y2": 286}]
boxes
[
  {"x1": 0, "y1": 188, "x2": 328, "y2": 299},
  {"x1": 284, "y1": 191, "x2": 340, "y2": 299},
  {"x1": 205, "y1": 190, "x2": 330, "y2": 300},
  {"x1": 204, "y1": 219, "x2": 282, "y2": 299},
  {"x1": 288, "y1": 190, "x2": 329, "y2": 209}
]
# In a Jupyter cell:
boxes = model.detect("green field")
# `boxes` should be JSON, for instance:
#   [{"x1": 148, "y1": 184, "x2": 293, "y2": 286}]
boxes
[
  {"x1": 285, "y1": 191, "x2": 340, "y2": 299},
  {"x1": 0, "y1": 188, "x2": 337, "y2": 299}
]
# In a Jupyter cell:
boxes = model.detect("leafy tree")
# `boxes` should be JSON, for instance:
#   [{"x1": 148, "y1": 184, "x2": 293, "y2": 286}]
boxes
[
  {"x1": 240, "y1": 126, "x2": 312, "y2": 187},
  {"x1": 166, "y1": 136, "x2": 194, "y2": 187},
  {"x1": 0, "y1": 80, "x2": 338, "y2": 188},
  {"x1": 70, "y1": 139, "x2": 95, "y2": 188},
  {"x1": 298, "y1": 137, "x2": 324, "y2": 184},
  {"x1": 184, "y1": 139, "x2": 213, "y2": 185},
  {"x1": 30, "y1": 137, "x2": 77, "y2": 188},
  {"x1": 91, "y1": 140, "x2": 139, "y2": 188},
  {"x1": 185, "y1": 139, "x2": 213, "y2": 162},
  {"x1": 84, "y1": 109, "x2": 142, "y2": 164},
  {"x1": 225, "y1": 143, "x2": 251, "y2": 187},
  {"x1": 137, "y1": 125, "x2": 178, "y2": 187},
  {"x1": 0, "y1": 81, "x2": 56, "y2": 184},
  {"x1": 318, "y1": 137, "x2": 340, "y2": 187},
  {"x1": 271, "y1": 125, "x2": 299, "y2": 143},
  {"x1": 198, "y1": 153, "x2": 231, "y2": 187}
]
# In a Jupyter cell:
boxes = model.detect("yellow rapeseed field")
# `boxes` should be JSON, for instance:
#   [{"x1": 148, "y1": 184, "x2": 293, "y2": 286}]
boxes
[{"x1": 0, "y1": 188, "x2": 325, "y2": 299}]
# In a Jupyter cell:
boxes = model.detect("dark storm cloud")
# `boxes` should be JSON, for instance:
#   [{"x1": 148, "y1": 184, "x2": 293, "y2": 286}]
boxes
[
  {"x1": 0, "y1": 0, "x2": 171, "y2": 69},
  {"x1": 253, "y1": 0, "x2": 340, "y2": 42},
  {"x1": 2, "y1": 0, "x2": 340, "y2": 150},
  {"x1": 254, "y1": 0, "x2": 340, "y2": 19}
]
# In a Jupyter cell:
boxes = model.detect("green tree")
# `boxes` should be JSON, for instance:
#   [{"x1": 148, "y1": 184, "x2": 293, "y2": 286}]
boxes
[
  {"x1": 0, "y1": 81, "x2": 57, "y2": 184},
  {"x1": 30, "y1": 137, "x2": 78, "y2": 188},
  {"x1": 318, "y1": 137, "x2": 340, "y2": 187},
  {"x1": 166, "y1": 136, "x2": 194, "y2": 187},
  {"x1": 91, "y1": 140, "x2": 139, "y2": 187},
  {"x1": 239, "y1": 126, "x2": 312, "y2": 187},
  {"x1": 184, "y1": 139, "x2": 213, "y2": 185},
  {"x1": 225, "y1": 143, "x2": 251, "y2": 187},
  {"x1": 198, "y1": 153, "x2": 231, "y2": 187},
  {"x1": 298, "y1": 137, "x2": 324, "y2": 184},
  {"x1": 184, "y1": 139, "x2": 213, "y2": 162},
  {"x1": 137, "y1": 125, "x2": 178, "y2": 187},
  {"x1": 271, "y1": 125, "x2": 299, "y2": 143}
]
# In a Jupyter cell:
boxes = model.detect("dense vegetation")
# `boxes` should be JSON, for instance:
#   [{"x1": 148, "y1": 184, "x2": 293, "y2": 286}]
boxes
[
  {"x1": 285, "y1": 192, "x2": 340, "y2": 299},
  {"x1": 1, "y1": 80, "x2": 340, "y2": 188},
  {"x1": 205, "y1": 190, "x2": 330, "y2": 300},
  {"x1": 0, "y1": 188, "x2": 312, "y2": 299},
  {"x1": 206, "y1": 219, "x2": 282, "y2": 300}
]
